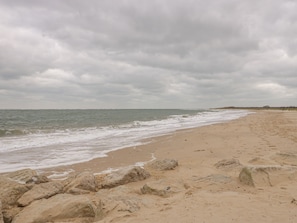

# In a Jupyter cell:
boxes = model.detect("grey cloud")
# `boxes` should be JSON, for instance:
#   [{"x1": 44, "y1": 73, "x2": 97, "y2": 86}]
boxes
[{"x1": 0, "y1": 0, "x2": 296, "y2": 108}]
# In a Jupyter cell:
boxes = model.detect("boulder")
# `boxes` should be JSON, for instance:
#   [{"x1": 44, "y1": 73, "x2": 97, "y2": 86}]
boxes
[
  {"x1": 99, "y1": 167, "x2": 150, "y2": 189},
  {"x1": 64, "y1": 172, "x2": 97, "y2": 194},
  {"x1": 3, "y1": 169, "x2": 38, "y2": 184},
  {"x1": 148, "y1": 159, "x2": 178, "y2": 171},
  {"x1": 0, "y1": 176, "x2": 32, "y2": 208},
  {"x1": 0, "y1": 201, "x2": 4, "y2": 223},
  {"x1": 12, "y1": 194, "x2": 103, "y2": 223},
  {"x1": 17, "y1": 181, "x2": 64, "y2": 207}
]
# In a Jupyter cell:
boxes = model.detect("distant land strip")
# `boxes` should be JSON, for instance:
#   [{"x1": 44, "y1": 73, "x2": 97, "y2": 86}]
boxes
[{"x1": 217, "y1": 106, "x2": 297, "y2": 111}]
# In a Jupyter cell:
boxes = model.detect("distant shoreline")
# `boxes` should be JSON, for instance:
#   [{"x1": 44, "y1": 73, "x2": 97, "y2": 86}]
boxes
[{"x1": 217, "y1": 106, "x2": 297, "y2": 110}]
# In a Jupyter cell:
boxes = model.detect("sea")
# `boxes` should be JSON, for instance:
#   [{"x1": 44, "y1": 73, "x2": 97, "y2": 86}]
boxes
[{"x1": 0, "y1": 109, "x2": 250, "y2": 173}]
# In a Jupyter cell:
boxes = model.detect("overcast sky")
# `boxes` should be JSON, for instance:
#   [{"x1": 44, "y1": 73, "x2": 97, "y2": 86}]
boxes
[{"x1": 0, "y1": 0, "x2": 296, "y2": 109}]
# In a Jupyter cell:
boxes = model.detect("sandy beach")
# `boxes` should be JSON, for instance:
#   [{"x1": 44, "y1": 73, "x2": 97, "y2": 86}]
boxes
[
  {"x1": 2, "y1": 110, "x2": 297, "y2": 223},
  {"x1": 43, "y1": 110, "x2": 297, "y2": 222}
]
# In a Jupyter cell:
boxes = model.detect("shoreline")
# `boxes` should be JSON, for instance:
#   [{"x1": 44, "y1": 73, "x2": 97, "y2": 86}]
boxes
[
  {"x1": 0, "y1": 109, "x2": 250, "y2": 174},
  {"x1": 2, "y1": 110, "x2": 297, "y2": 222},
  {"x1": 41, "y1": 111, "x2": 254, "y2": 178}
]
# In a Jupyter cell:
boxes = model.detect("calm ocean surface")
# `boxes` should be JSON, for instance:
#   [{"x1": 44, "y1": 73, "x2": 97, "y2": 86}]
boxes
[{"x1": 0, "y1": 109, "x2": 250, "y2": 172}]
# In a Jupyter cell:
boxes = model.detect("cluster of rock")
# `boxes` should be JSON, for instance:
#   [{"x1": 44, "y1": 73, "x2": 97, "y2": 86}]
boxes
[
  {"x1": 214, "y1": 157, "x2": 297, "y2": 188},
  {"x1": 0, "y1": 159, "x2": 178, "y2": 223},
  {"x1": 3, "y1": 155, "x2": 295, "y2": 223},
  {"x1": 238, "y1": 152, "x2": 297, "y2": 188}
]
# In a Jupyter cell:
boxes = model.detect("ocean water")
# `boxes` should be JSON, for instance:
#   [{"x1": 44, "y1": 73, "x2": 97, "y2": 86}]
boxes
[{"x1": 0, "y1": 109, "x2": 250, "y2": 173}]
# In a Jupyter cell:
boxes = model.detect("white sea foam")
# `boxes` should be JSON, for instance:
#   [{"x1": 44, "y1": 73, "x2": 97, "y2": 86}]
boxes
[
  {"x1": 47, "y1": 169, "x2": 75, "y2": 180},
  {"x1": 0, "y1": 109, "x2": 252, "y2": 173}
]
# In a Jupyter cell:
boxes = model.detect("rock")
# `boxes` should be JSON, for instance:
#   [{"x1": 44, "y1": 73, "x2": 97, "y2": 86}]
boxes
[
  {"x1": 17, "y1": 181, "x2": 64, "y2": 207},
  {"x1": 240, "y1": 165, "x2": 297, "y2": 187},
  {"x1": 239, "y1": 167, "x2": 272, "y2": 187},
  {"x1": 239, "y1": 167, "x2": 255, "y2": 187},
  {"x1": 0, "y1": 176, "x2": 32, "y2": 208},
  {"x1": 65, "y1": 172, "x2": 97, "y2": 194},
  {"x1": 140, "y1": 179, "x2": 182, "y2": 197},
  {"x1": 100, "y1": 166, "x2": 150, "y2": 189},
  {"x1": 148, "y1": 159, "x2": 178, "y2": 171},
  {"x1": 3, "y1": 169, "x2": 49, "y2": 185},
  {"x1": 96, "y1": 186, "x2": 144, "y2": 221},
  {"x1": 12, "y1": 194, "x2": 103, "y2": 223},
  {"x1": 141, "y1": 184, "x2": 170, "y2": 197},
  {"x1": 0, "y1": 201, "x2": 4, "y2": 223},
  {"x1": 215, "y1": 159, "x2": 242, "y2": 169},
  {"x1": 3, "y1": 169, "x2": 38, "y2": 184}
]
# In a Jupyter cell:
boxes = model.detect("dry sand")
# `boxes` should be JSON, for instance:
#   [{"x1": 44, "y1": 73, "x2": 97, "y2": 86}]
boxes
[{"x1": 44, "y1": 110, "x2": 297, "y2": 222}]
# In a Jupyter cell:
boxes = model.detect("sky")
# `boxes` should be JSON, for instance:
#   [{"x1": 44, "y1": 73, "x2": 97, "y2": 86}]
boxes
[{"x1": 0, "y1": 0, "x2": 296, "y2": 109}]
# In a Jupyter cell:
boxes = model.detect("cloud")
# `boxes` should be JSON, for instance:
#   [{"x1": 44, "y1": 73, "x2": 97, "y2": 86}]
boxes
[
  {"x1": 0, "y1": 0, "x2": 296, "y2": 108},
  {"x1": 255, "y1": 82, "x2": 295, "y2": 97}
]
